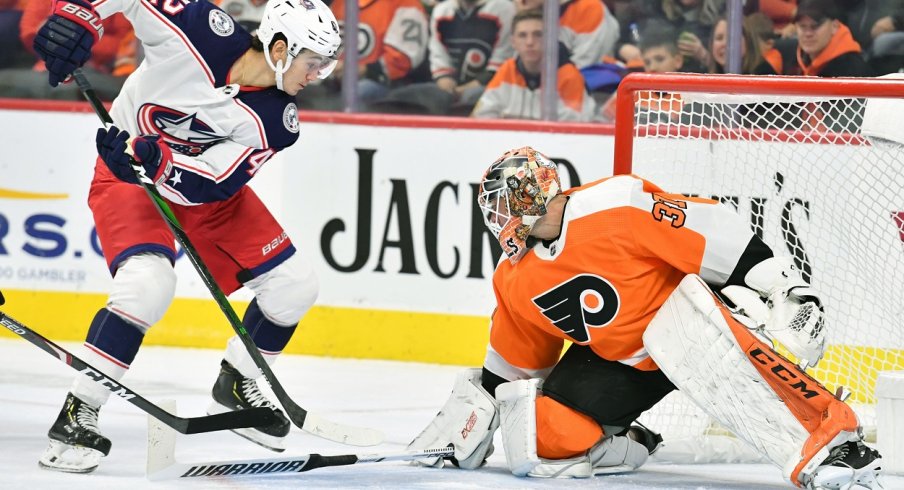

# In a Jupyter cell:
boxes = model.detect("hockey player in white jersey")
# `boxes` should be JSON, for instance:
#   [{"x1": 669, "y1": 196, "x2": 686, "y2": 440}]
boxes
[
  {"x1": 32, "y1": 0, "x2": 340, "y2": 473},
  {"x1": 408, "y1": 147, "x2": 883, "y2": 489}
]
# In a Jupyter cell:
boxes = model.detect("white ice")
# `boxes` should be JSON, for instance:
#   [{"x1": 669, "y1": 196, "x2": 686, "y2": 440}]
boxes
[{"x1": 0, "y1": 338, "x2": 901, "y2": 490}]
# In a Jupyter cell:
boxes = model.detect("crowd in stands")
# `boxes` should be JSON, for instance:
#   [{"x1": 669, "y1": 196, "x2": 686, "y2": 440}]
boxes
[{"x1": 0, "y1": 0, "x2": 901, "y2": 122}]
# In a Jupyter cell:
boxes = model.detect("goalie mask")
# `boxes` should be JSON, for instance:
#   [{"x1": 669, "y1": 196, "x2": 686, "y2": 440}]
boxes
[
  {"x1": 478, "y1": 147, "x2": 561, "y2": 264},
  {"x1": 257, "y1": 0, "x2": 342, "y2": 91}
]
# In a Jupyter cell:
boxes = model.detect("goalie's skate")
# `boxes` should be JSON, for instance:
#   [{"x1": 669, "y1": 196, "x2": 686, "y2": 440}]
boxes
[
  {"x1": 208, "y1": 360, "x2": 289, "y2": 452},
  {"x1": 39, "y1": 392, "x2": 111, "y2": 473},
  {"x1": 805, "y1": 441, "x2": 883, "y2": 490}
]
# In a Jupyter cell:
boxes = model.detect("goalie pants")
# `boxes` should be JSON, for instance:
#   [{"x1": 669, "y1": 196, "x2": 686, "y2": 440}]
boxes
[{"x1": 543, "y1": 343, "x2": 676, "y2": 433}]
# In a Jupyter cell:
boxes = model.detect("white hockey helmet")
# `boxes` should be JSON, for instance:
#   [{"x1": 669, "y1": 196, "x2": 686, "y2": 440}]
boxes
[
  {"x1": 478, "y1": 147, "x2": 561, "y2": 264},
  {"x1": 257, "y1": 0, "x2": 342, "y2": 90}
]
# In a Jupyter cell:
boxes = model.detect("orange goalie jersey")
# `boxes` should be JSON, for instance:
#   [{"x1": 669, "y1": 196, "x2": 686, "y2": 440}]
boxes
[{"x1": 486, "y1": 174, "x2": 764, "y2": 374}]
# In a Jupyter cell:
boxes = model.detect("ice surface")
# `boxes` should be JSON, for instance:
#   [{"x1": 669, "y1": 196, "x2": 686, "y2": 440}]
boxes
[{"x1": 0, "y1": 339, "x2": 900, "y2": 490}]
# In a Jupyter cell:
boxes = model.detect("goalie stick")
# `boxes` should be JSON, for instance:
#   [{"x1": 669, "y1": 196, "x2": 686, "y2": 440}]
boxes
[
  {"x1": 71, "y1": 69, "x2": 383, "y2": 447},
  {"x1": 0, "y1": 291, "x2": 276, "y2": 434},
  {"x1": 147, "y1": 400, "x2": 454, "y2": 480}
]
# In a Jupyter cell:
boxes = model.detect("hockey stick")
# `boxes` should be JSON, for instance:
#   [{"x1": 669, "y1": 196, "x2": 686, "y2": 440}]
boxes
[
  {"x1": 72, "y1": 69, "x2": 383, "y2": 446},
  {"x1": 147, "y1": 400, "x2": 453, "y2": 480},
  {"x1": 0, "y1": 291, "x2": 277, "y2": 434}
]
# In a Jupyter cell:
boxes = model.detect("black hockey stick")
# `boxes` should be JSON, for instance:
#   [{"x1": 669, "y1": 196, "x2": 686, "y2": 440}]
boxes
[
  {"x1": 0, "y1": 291, "x2": 277, "y2": 434},
  {"x1": 72, "y1": 70, "x2": 382, "y2": 446},
  {"x1": 148, "y1": 447, "x2": 455, "y2": 480}
]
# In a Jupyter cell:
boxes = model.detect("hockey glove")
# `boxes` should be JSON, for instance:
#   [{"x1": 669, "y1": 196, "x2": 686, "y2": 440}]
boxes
[
  {"x1": 33, "y1": 0, "x2": 104, "y2": 87},
  {"x1": 407, "y1": 368, "x2": 499, "y2": 469},
  {"x1": 96, "y1": 126, "x2": 173, "y2": 186},
  {"x1": 721, "y1": 258, "x2": 826, "y2": 368}
]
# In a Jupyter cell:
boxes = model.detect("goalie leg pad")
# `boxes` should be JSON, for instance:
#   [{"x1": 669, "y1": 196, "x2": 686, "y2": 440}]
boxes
[
  {"x1": 496, "y1": 380, "x2": 647, "y2": 478},
  {"x1": 407, "y1": 368, "x2": 499, "y2": 469},
  {"x1": 644, "y1": 275, "x2": 864, "y2": 488}
]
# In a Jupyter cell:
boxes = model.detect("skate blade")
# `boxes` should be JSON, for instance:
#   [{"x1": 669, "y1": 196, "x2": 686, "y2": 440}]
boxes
[
  {"x1": 38, "y1": 440, "x2": 103, "y2": 473},
  {"x1": 207, "y1": 402, "x2": 286, "y2": 453}
]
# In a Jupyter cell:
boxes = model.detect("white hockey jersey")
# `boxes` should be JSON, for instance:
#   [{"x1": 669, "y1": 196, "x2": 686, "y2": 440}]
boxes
[{"x1": 92, "y1": 0, "x2": 299, "y2": 205}]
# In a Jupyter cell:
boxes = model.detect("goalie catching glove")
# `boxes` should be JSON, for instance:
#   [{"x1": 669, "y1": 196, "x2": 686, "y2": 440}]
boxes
[
  {"x1": 96, "y1": 126, "x2": 173, "y2": 187},
  {"x1": 721, "y1": 257, "x2": 826, "y2": 368},
  {"x1": 407, "y1": 368, "x2": 499, "y2": 469}
]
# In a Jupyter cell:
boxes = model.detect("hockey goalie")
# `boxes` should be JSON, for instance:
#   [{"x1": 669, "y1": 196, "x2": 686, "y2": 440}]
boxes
[{"x1": 408, "y1": 146, "x2": 883, "y2": 489}]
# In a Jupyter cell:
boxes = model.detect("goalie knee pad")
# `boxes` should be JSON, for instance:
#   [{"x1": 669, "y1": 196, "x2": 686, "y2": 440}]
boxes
[
  {"x1": 244, "y1": 253, "x2": 318, "y2": 327},
  {"x1": 407, "y1": 368, "x2": 499, "y2": 469},
  {"x1": 107, "y1": 252, "x2": 176, "y2": 331},
  {"x1": 496, "y1": 380, "x2": 646, "y2": 478}
]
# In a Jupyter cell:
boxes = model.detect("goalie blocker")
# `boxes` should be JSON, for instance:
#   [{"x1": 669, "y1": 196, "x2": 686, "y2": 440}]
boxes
[{"x1": 644, "y1": 274, "x2": 882, "y2": 489}]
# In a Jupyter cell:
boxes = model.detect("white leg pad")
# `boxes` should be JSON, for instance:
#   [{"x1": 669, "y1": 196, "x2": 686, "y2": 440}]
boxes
[
  {"x1": 496, "y1": 379, "x2": 648, "y2": 478},
  {"x1": 587, "y1": 435, "x2": 650, "y2": 475},
  {"x1": 496, "y1": 379, "x2": 545, "y2": 477},
  {"x1": 643, "y1": 274, "x2": 857, "y2": 486}
]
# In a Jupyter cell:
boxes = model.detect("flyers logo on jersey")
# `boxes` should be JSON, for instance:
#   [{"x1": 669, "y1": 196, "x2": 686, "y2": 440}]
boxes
[
  {"x1": 532, "y1": 274, "x2": 620, "y2": 344},
  {"x1": 138, "y1": 104, "x2": 226, "y2": 155}
]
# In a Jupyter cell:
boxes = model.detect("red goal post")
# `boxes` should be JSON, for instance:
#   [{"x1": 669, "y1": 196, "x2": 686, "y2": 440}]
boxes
[{"x1": 612, "y1": 73, "x2": 904, "y2": 454}]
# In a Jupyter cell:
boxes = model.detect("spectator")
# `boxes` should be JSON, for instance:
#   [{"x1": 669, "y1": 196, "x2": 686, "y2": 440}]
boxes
[
  {"x1": 791, "y1": 0, "x2": 871, "y2": 77},
  {"x1": 513, "y1": 0, "x2": 620, "y2": 69},
  {"x1": 833, "y1": 0, "x2": 904, "y2": 75},
  {"x1": 2, "y1": 0, "x2": 138, "y2": 100},
  {"x1": 0, "y1": 0, "x2": 31, "y2": 70},
  {"x1": 745, "y1": 11, "x2": 784, "y2": 73},
  {"x1": 760, "y1": 0, "x2": 798, "y2": 37},
  {"x1": 598, "y1": 28, "x2": 686, "y2": 123},
  {"x1": 640, "y1": 27, "x2": 687, "y2": 73},
  {"x1": 836, "y1": 0, "x2": 904, "y2": 54},
  {"x1": 609, "y1": 0, "x2": 738, "y2": 72},
  {"x1": 371, "y1": 0, "x2": 515, "y2": 115},
  {"x1": 709, "y1": 14, "x2": 777, "y2": 74},
  {"x1": 331, "y1": 0, "x2": 430, "y2": 105},
  {"x1": 867, "y1": 5, "x2": 904, "y2": 74},
  {"x1": 217, "y1": 0, "x2": 267, "y2": 32},
  {"x1": 472, "y1": 9, "x2": 596, "y2": 121}
]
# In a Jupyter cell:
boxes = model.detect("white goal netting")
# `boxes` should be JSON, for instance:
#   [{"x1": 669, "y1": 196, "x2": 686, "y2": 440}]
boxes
[{"x1": 616, "y1": 74, "x2": 904, "y2": 457}]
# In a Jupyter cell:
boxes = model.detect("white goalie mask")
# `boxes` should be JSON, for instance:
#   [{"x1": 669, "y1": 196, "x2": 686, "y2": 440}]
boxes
[
  {"x1": 257, "y1": 0, "x2": 342, "y2": 91},
  {"x1": 478, "y1": 147, "x2": 561, "y2": 264}
]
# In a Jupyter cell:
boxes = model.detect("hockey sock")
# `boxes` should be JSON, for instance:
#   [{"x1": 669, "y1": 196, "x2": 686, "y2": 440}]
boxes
[
  {"x1": 223, "y1": 299, "x2": 298, "y2": 379},
  {"x1": 535, "y1": 395, "x2": 604, "y2": 459},
  {"x1": 71, "y1": 308, "x2": 145, "y2": 406},
  {"x1": 244, "y1": 298, "x2": 298, "y2": 353}
]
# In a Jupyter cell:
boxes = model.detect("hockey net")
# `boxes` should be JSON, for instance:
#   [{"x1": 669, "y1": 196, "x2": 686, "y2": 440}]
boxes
[{"x1": 614, "y1": 73, "x2": 904, "y2": 461}]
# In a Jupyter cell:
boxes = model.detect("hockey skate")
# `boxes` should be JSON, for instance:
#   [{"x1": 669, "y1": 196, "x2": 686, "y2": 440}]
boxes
[
  {"x1": 39, "y1": 392, "x2": 111, "y2": 473},
  {"x1": 805, "y1": 440, "x2": 883, "y2": 490},
  {"x1": 208, "y1": 360, "x2": 290, "y2": 452}
]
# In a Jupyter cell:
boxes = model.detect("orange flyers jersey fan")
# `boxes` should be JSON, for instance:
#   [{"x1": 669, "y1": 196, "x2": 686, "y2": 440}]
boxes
[
  {"x1": 472, "y1": 58, "x2": 596, "y2": 121},
  {"x1": 332, "y1": 0, "x2": 429, "y2": 80},
  {"x1": 484, "y1": 174, "x2": 761, "y2": 376}
]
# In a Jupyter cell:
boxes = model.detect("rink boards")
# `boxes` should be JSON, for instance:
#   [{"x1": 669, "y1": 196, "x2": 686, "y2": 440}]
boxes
[{"x1": 0, "y1": 103, "x2": 614, "y2": 365}]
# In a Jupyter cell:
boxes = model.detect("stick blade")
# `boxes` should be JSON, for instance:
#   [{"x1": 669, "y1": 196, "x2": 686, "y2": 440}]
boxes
[
  {"x1": 182, "y1": 407, "x2": 279, "y2": 435},
  {"x1": 302, "y1": 413, "x2": 385, "y2": 446}
]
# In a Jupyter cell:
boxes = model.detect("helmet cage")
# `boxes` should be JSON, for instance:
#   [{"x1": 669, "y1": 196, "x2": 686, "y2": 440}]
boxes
[{"x1": 478, "y1": 147, "x2": 561, "y2": 263}]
